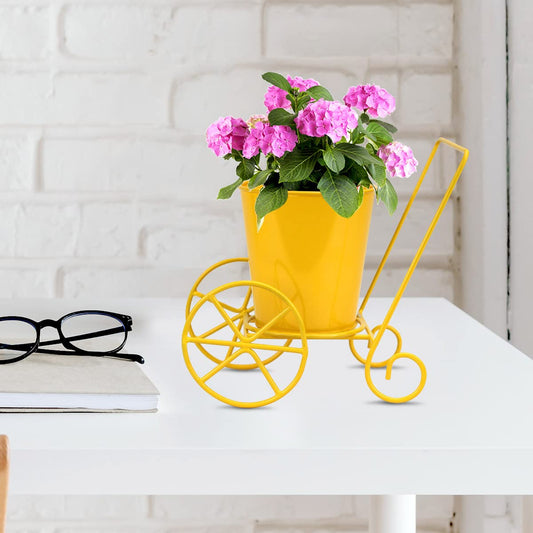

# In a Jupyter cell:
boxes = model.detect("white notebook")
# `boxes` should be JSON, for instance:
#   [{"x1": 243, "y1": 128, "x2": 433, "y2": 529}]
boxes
[{"x1": 0, "y1": 353, "x2": 159, "y2": 412}]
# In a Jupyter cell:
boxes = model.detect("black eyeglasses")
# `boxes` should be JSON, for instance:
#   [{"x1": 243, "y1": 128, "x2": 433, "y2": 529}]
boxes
[{"x1": 0, "y1": 310, "x2": 144, "y2": 365}]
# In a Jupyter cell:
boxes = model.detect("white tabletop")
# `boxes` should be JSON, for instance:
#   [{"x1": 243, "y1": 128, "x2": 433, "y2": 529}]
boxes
[{"x1": 1, "y1": 297, "x2": 532, "y2": 495}]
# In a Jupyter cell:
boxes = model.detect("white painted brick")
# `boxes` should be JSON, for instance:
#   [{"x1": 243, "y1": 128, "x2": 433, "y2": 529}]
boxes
[
  {"x1": 399, "y1": 72, "x2": 453, "y2": 126},
  {"x1": 0, "y1": 6, "x2": 50, "y2": 60},
  {"x1": 0, "y1": 74, "x2": 168, "y2": 125},
  {"x1": 61, "y1": 266, "x2": 199, "y2": 298},
  {"x1": 140, "y1": 202, "x2": 245, "y2": 267},
  {"x1": 152, "y1": 496, "x2": 354, "y2": 521},
  {"x1": 63, "y1": 495, "x2": 148, "y2": 519},
  {"x1": 63, "y1": 5, "x2": 261, "y2": 65},
  {"x1": 16, "y1": 204, "x2": 80, "y2": 257},
  {"x1": 265, "y1": 4, "x2": 397, "y2": 58},
  {"x1": 362, "y1": 266, "x2": 454, "y2": 299},
  {"x1": 257, "y1": 529, "x2": 360, "y2": 533},
  {"x1": 77, "y1": 203, "x2": 137, "y2": 258},
  {"x1": 63, "y1": 5, "x2": 173, "y2": 60},
  {"x1": 368, "y1": 198, "x2": 455, "y2": 258},
  {"x1": 142, "y1": 220, "x2": 244, "y2": 268},
  {"x1": 173, "y1": 68, "x2": 266, "y2": 135},
  {"x1": 0, "y1": 137, "x2": 34, "y2": 191},
  {"x1": 399, "y1": 4, "x2": 453, "y2": 59},
  {"x1": 0, "y1": 205, "x2": 18, "y2": 256},
  {"x1": 157, "y1": 5, "x2": 261, "y2": 65},
  {"x1": 0, "y1": 268, "x2": 54, "y2": 298},
  {"x1": 7, "y1": 495, "x2": 65, "y2": 520},
  {"x1": 42, "y1": 138, "x2": 237, "y2": 201}
]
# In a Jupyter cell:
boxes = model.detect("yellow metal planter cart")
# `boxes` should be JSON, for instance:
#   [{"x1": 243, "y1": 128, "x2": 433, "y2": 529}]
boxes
[{"x1": 182, "y1": 138, "x2": 469, "y2": 408}]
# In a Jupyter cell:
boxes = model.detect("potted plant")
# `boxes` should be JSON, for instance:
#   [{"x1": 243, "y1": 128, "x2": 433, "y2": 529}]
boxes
[{"x1": 205, "y1": 72, "x2": 418, "y2": 333}]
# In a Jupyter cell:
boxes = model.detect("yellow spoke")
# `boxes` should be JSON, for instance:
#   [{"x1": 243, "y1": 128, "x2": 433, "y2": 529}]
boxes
[
  {"x1": 196, "y1": 307, "x2": 249, "y2": 339},
  {"x1": 186, "y1": 336, "x2": 304, "y2": 354},
  {"x1": 241, "y1": 287, "x2": 253, "y2": 311},
  {"x1": 195, "y1": 290, "x2": 243, "y2": 314},
  {"x1": 248, "y1": 307, "x2": 291, "y2": 342},
  {"x1": 201, "y1": 349, "x2": 244, "y2": 382},
  {"x1": 216, "y1": 300, "x2": 244, "y2": 314},
  {"x1": 208, "y1": 296, "x2": 244, "y2": 339},
  {"x1": 247, "y1": 349, "x2": 281, "y2": 394},
  {"x1": 224, "y1": 316, "x2": 245, "y2": 360}
]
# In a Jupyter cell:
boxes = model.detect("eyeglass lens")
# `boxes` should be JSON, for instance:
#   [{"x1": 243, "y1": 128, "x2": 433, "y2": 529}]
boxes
[
  {"x1": 0, "y1": 319, "x2": 38, "y2": 362},
  {"x1": 61, "y1": 313, "x2": 126, "y2": 352}
]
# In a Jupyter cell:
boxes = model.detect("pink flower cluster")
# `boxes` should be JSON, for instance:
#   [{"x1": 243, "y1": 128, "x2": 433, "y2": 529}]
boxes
[
  {"x1": 264, "y1": 75, "x2": 319, "y2": 112},
  {"x1": 344, "y1": 84, "x2": 395, "y2": 118},
  {"x1": 243, "y1": 116, "x2": 297, "y2": 158},
  {"x1": 295, "y1": 99, "x2": 358, "y2": 143},
  {"x1": 377, "y1": 142, "x2": 418, "y2": 178},
  {"x1": 206, "y1": 115, "x2": 297, "y2": 159},
  {"x1": 206, "y1": 116, "x2": 248, "y2": 157}
]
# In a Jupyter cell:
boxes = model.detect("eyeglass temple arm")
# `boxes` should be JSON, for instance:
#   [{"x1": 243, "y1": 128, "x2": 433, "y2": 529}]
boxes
[{"x1": 32, "y1": 348, "x2": 144, "y2": 364}]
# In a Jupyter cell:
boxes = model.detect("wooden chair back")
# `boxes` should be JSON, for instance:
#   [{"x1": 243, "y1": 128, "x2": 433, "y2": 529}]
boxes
[{"x1": 0, "y1": 436, "x2": 8, "y2": 533}]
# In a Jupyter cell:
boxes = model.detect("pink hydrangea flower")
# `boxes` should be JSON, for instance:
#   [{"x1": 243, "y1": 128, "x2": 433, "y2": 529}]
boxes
[
  {"x1": 264, "y1": 76, "x2": 319, "y2": 112},
  {"x1": 295, "y1": 99, "x2": 358, "y2": 143},
  {"x1": 264, "y1": 86, "x2": 292, "y2": 112},
  {"x1": 266, "y1": 124, "x2": 298, "y2": 157},
  {"x1": 344, "y1": 84, "x2": 396, "y2": 118},
  {"x1": 377, "y1": 142, "x2": 418, "y2": 178},
  {"x1": 287, "y1": 75, "x2": 319, "y2": 92},
  {"x1": 243, "y1": 117, "x2": 297, "y2": 158},
  {"x1": 206, "y1": 116, "x2": 249, "y2": 157}
]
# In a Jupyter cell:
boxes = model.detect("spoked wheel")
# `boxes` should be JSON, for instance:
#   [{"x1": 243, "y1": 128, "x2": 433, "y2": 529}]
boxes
[
  {"x1": 185, "y1": 258, "x2": 291, "y2": 370},
  {"x1": 182, "y1": 280, "x2": 308, "y2": 408},
  {"x1": 349, "y1": 324, "x2": 402, "y2": 368}
]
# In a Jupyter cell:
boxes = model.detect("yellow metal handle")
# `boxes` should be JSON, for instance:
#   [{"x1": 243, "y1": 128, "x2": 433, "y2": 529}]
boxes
[{"x1": 361, "y1": 138, "x2": 469, "y2": 403}]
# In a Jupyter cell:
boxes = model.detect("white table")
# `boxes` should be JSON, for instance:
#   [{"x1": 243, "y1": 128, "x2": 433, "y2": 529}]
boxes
[{"x1": 1, "y1": 297, "x2": 532, "y2": 533}]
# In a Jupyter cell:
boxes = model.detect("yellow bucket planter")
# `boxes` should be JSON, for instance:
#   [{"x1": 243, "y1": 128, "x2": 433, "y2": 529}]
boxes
[{"x1": 240, "y1": 184, "x2": 374, "y2": 333}]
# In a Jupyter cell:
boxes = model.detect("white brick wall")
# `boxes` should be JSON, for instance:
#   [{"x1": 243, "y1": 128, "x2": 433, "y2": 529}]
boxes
[
  {"x1": 0, "y1": 0, "x2": 459, "y2": 529},
  {"x1": 0, "y1": 0, "x2": 459, "y2": 301},
  {"x1": 6, "y1": 495, "x2": 455, "y2": 533}
]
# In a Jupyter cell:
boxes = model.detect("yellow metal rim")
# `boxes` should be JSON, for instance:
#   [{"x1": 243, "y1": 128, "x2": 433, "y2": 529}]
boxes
[{"x1": 182, "y1": 280, "x2": 308, "y2": 408}]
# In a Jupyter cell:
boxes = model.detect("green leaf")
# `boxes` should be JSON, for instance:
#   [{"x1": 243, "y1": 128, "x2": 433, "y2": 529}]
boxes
[
  {"x1": 305, "y1": 85, "x2": 334, "y2": 101},
  {"x1": 268, "y1": 108, "x2": 296, "y2": 126},
  {"x1": 365, "y1": 122, "x2": 393, "y2": 146},
  {"x1": 349, "y1": 124, "x2": 365, "y2": 144},
  {"x1": 236, "y1": 158, "x2": 255, "y2": 180},
  {"x1": 262, "y1": 72, "x2": 292, "y2": 92},
  {"x1": 358, "y1": 175, "x2": 373, "y2": 189},
  {"x1": 248, "y1": 170, "x2": 271, "y2": 189},
  {"x1": 318, "y1": 171, "x2": 359, "y2": 218},
  {"x1": 286, "y1": 93, "x2": 297, "y2": 111},
  {"x1": 368, "y1": 163, "x2": 387, "y2": 187},
  {"x1": 296, "y1": 94, "x2": 311, "y2": 111},
  {"x1": 323, "y1": 146, "x2": 345, "y2": 173},
  {"x1": 369, "y1": 119, "x2": 398, "y2": 133},
  {"x1": 335, "y1": 143, "x2": 384, "y2": 166},
  {"x1": 346, "y1": 161, "x2": 368, "y2": 185},
  {"x1": 255, "y1": 184, "x2": 288, "y2": 219},
  {"x1": 218, "y1": 178, "x2": 243, "y2": 199},
  {"x1": 355, "y1": 185, "x2": 365, "y2": 210},
  {"x1": 359, "y1": 112, "x2": 370, "y2": 124},
  {"x1": 377, "y1": 178, "x2": 398, "y2": 215},
  {"x1": 279, "y1": 149, "x2": 317, "y2": 183}
]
